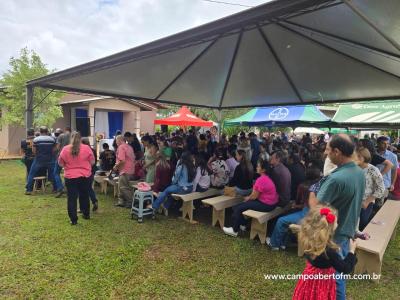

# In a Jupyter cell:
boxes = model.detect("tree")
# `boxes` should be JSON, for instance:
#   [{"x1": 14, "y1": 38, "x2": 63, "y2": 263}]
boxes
[{"x1": 0, "y1": 48, "x2": 63, "y2": 128}]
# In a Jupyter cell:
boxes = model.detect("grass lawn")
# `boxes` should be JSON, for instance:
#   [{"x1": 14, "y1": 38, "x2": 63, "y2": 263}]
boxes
[{"x1": 0, "y1": 160, "x2": 399, "y2": 299}]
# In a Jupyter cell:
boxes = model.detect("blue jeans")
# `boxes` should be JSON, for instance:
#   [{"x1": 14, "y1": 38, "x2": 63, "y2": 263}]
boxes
[
  {"x1": 152, "y1": 184, "x2": 192, "y2": 210},
  {"x1": 26, "y1": 159, "x2": 55, "y2": 192},
  {"x1": 359, "y1": 202, "x2": 374, "y2": 231},
  {"x1": 53, "y1": 161, "x2": 63, "y2": 192},
  {"x1": 269, "y1": 207, "x2": 309, "y2": 248},
  {"x1": 235, "y1": 187, "x2": 252, "y2": 196},
  {"x1": 232, "y1": 200, "x2": 276, "y2": 232},
  {"x1": 335, "y1": 239, "x2": 350, "y2": 300}
]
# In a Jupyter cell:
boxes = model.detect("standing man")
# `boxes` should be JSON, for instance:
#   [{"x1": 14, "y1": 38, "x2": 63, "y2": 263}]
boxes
[
  {"x1": 186, "y1": 129, "x2": 198, "y2": 155},
  {"x1": 20, "y1": 128, "x2": 35, "y2": 179},
  {"x1": 309, "y1": 134, "x2": 365, "y2": 300},
  {"x1": 249, "y1": 132, "x2": 260, "y2": 171},
  {"x1": 113, "y1": 135, "x2": 135, "y2": 207},
  {"x1": 54, "y1": 127, "x2": 71, "y2": 197},
  {"x1": 376, "y1": 136, "x2": 398, "y2": 200},
  {"x1": 25, "y1": 126, "x2": 57, "y2": 195}
]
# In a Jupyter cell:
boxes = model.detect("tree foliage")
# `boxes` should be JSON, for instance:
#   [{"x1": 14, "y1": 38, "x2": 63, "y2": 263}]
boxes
[{"x1": 0, "y1": 48, "x2": 63, "y2": 128}]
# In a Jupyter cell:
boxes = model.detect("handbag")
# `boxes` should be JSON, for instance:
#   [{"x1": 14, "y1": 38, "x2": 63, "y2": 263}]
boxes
[{"x1": 224, "y1": 186, "x2": 236, "y2": 197}]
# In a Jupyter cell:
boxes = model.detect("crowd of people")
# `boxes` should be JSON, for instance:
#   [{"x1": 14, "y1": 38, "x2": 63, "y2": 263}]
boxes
[{"x1": 20, "y1": 126, "x2": 400, "y2": 299}]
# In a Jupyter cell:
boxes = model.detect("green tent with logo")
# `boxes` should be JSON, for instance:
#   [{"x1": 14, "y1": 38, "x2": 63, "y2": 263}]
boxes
[
  {"x1": 224, "y1": 105, "x2": 331, "y2": 127},
  {"x1": 332, "y1": 101, "x2": 400, "y2": 129}
]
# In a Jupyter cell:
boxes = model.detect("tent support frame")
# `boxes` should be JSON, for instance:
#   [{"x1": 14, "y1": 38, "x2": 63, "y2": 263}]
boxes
[
  {"x1": 277, "y1": 22, "x2": 400, "y2": 81},
  {"x1": 25, "y1": 86, "x2": 34, "y2": 132},
  {"x1": 257, "y1": 25, "x2": 304, "y2": 103},
  {"x1": 343, "y1": 0, "x2": 400, "y2": 53},
  {"x1": 283, "y1": 20, "x2": 400, "y2": 60},
  {"x1": 155, "y1": 38, "x2": 220, "y2": 100},
  {"x1": 218, "y1": 30, "x2": 243, "y2": 108}
]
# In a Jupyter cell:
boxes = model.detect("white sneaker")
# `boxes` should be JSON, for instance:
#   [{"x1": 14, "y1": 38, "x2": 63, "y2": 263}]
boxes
[
  {"x1": 266, "y1": 237, "x2": 280, "y2": 251},
  {"x1": 223, "y1": 227, "x2": 238, "y2": 237},
  {"x1": 239, "y1": 225, "x2": 247, "y2": 231}
]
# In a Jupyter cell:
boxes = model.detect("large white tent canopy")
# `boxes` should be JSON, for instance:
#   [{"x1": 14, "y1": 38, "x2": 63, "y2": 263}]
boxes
[{"x1": 26, "y1": 0, "x2": 400, "y2": 127}]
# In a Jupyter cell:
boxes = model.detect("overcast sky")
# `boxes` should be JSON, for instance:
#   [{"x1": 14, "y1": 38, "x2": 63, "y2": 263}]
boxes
[{"x1": 1, "y1": 0, "x2": 269, "y2": 75}]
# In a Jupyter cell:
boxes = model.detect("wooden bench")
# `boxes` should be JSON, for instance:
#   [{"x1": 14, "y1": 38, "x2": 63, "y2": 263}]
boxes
[
  {"x1": 172, "y1": 189, "x2": 223, "y2": 223},
  {"x1": 355, "y1": 199, "x2": 400, "y2": 282},
  {"x1": 202, "y1": 195, "x2": 243, "y2": 229},
  {"x1": 94, "y1": 175, "x2": 108, "y2": 194},
  {"x1": 289, "y1": 224, "x2": 304, "y2": 257},
  {"x1": 242, "y1": 202, "x2": 293, "y2": 244}
]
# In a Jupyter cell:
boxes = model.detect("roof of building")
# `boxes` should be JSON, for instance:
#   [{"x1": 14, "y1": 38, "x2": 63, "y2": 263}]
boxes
[{"x1": 59, "y1": 92, "x2": 165, "y2": 110}]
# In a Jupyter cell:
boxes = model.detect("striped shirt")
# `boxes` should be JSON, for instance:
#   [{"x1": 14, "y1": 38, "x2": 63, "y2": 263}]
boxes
[{"x1": 33, "y1": 135, "x2": 56, "y2": 163}]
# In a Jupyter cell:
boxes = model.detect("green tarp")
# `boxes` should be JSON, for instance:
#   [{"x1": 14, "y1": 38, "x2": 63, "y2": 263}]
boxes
[
  {"x1": 224, "y1": 105, "x2": 330, "y2": 127},
  {"x1": 333, "y1": 101, "x2": 400, "y2": 128}
]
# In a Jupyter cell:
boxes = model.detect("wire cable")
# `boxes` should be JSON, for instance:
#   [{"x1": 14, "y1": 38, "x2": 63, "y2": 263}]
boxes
[{"x1": 202, "y1": 0, "x2": 254, "y2": 8}]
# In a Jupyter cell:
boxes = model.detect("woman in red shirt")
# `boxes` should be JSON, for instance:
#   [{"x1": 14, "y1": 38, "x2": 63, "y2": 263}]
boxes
[
  {"x1": 59, "y1": 132, "x2": 95, "y2": 225},
  {"x1": 152, "y1": 153, "x2": 172, "y2": 194},
  {"x1": 389, "y1": 163, "x2": 400, "y2": 200}
]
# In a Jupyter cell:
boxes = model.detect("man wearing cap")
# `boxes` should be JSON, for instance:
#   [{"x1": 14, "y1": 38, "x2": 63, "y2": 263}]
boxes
[{"x1": 25, "y1": 126, "x2": 57, "y2": 195}]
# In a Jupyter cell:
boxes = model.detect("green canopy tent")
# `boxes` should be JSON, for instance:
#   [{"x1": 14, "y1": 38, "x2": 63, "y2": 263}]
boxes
[
  {"x1": 321, "y1": 127, "x2": 359, "y2": 135},
  {"x1": 332, "y1": 101, "x2": 400, "y2": 129},
  {"x1": 224, "y1": 105, "x2": 331, "y2": 128}
]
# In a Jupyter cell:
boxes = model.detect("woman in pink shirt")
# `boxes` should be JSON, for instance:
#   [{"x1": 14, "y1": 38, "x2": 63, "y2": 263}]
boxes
[
  {"x1": 58, "y1": 132, "x2": 95, "y2": 225},
  {"x1": 223, "y1": 159, "x2": 278, "y2": 237}
]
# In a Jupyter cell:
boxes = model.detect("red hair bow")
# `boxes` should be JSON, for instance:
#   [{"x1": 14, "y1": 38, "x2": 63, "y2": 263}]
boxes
[{"x1": 320, "y1": 208, "x2": 336, "y2": 224}]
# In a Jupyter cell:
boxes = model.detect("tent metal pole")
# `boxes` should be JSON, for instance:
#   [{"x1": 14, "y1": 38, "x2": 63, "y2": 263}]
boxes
[
  {"x1": 257, "y1": 25, "x2": 304, "y2": 103},
  {"x1": 283, "y1": 20, "x2": 400, "y2": 59},
  {"x1": 277, "y1": 22, "x2": 400, "y2": 81},
  {"x1": 155, "y1": 38, "x2": 219, "y2": 100},
  {"x1": 216, "y1": 109, "x2": 222, "y2": 140},
  {"x1": 218, "y1": 30, "x2": 243, "y2": 108},
  {"x1": 25, "y1": 85, "x2": 34, "y2": 133},
  {"x1": 343, "y1": 0, "x2": 400, "y2": 53}
]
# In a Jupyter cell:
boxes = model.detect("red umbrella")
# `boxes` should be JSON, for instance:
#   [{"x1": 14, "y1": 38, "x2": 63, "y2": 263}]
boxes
[{"x1": 154, "y1": 106, "x2": 213, "y2": 127}]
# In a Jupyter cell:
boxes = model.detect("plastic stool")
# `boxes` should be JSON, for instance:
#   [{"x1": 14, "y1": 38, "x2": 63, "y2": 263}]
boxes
[
  {"x1": 131, "y1": 190, "x2": 155, "y2": 223},
  {"x1": 33, "y1": 176, "x2": 47, "y2": 194}
]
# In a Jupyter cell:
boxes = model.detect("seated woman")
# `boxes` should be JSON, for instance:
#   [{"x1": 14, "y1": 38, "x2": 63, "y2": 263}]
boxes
[
  {"x1": 142, "y1": 136, "x2": 158, "y2": 184},
  {"x1": 208, "y1": 149, "x2": 230, "y2": 189},
  {"x1": 223, "y1": 160, "x2": 278, "y2": 237},
  {"x1": 267, "y1": 167, "x2": 321, "y2": 251},
  {"x1": 192, "y1": 154, "x2": 210, "y2": 193},
  {"x1": 151, "y1": 151, "x2": 195, "y2": 212},
  {"x1": 225, "y1": 144, "x2": 239, "y2": 180},
  {"x1": 355, "y1": 147, "x2": 385, "y2": 231},
  {"x1": 227, "y1": 149, "x2": 253, "y2": 196},
  {"x1": 259, "y1": 143, "x2": 269, "y2": 163},
  {"x1": 152, "y1": 153, "x2": 173, "y2": 196}
]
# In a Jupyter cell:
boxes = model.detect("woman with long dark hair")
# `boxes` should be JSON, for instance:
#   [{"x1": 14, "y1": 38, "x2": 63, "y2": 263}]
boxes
[
  {"x1": 227, "y1": 150, "x2": 253, "y2": 196},
  {"x1": 192, "y1": 154, "x2": 210, "y2": 192},
  {"x1": 151, "y1": 151, "x2": 195, "y2": 212},
  {"x1": 58, "y1": 132, "x2": 95, "y2": 225}
]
